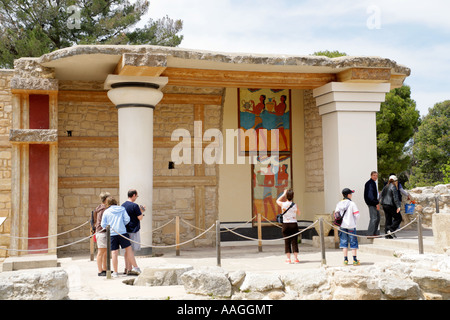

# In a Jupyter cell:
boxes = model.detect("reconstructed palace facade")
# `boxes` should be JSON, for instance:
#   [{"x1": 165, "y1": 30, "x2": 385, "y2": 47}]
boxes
[{"x1": 0, "y1": 45, "x2": 410, "y2": 255}]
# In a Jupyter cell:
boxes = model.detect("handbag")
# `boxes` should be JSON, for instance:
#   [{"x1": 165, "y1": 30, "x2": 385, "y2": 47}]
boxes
[
  {"x1": 276, "y1": 202, "x2": 295, "y2": 223},
  {"x1": 333, "y1": 201, "x2": 351, "y2": 226}
]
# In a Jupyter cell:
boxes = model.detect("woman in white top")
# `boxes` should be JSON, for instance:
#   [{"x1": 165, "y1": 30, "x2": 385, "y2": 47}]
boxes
[{"x1": 276, "y1": 189, "x2": 301, "y2": 264}]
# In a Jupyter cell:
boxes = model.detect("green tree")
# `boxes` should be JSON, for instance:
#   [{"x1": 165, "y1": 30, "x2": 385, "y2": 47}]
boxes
[
  {"x1": 408, "y1": 100, "x2": 450, "y2": 187},
  {"x1": 376, "y1": 85, "x2": 420, "y2": 185},
  {"x1": 0, "y1": 0, "x2": 183, "y2": 68},
  {"x1": 312, "y1": 50, "x2": 347, "y2": 58}
]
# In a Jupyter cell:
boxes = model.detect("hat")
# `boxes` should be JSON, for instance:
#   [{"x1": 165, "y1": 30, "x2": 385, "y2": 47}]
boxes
[
  {"x1": 342, "y1": 188, "x2": 355, "y2": 195},
  {"x1": 389, "y1": 175, "x2": 398, "y2": 181}
]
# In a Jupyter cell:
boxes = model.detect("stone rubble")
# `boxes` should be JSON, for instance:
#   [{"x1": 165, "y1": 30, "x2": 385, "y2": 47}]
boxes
[
  {"x1": 168, "y1": 251, "x2": 449, "y2": 300},
  {"x1": 0, "y1": 267, "x2": 69, "y2": 300}
]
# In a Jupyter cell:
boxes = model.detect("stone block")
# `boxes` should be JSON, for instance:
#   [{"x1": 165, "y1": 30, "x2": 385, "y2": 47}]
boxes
[
  {"x1": 2, "y1": 254, "x2": 58, "y2": 272},
  {"x1": 133, "y1": 264, "x2": 193, "y2": 286},
  {"x1": 180, "y1": 266, "x2": 231, "y2": 298},
  {"x1": 0, "y1": 267, "x2": 68, "y2": 300},
  {"x1": 432, "y1": 213, "x2": 450, "y2": 253}
]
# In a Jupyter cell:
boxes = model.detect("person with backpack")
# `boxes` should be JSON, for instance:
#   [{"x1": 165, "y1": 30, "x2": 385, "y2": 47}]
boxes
[
  {"x1": 276, "y1": 188, "x2": 301, "y2": 264},
  {"x1": 335, "y1": 188, "x2": 360, "y2": 265},
  {"x1": 121, "y1": 189, "x2": 144, "y2": 275},
  {"x1": 380, "y1": 175, "x2": 402, "y2": 239},
  {"x1": 101, "y1": 197, "x2": 137, "y2": 278},
  {"x1": 94, "y1": 191, "x2": 110, "y2": 276}
]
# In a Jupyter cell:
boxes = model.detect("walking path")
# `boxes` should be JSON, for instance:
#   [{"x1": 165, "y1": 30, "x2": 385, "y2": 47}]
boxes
[
  {"x1": 0, "y1": 227, "x2": 436, "y2": 300},
  {"x1": 59, "y1": 239, "x2": 416, "y2": 300}
]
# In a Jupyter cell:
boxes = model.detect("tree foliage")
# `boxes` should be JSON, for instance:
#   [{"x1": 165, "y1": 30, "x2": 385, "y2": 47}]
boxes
[
  {"x1": 0, "y1": 0, "x2": 183, "y2": 68},
  {"x1": 407, "y1": 100, "x2": 450, "y2": 187},
  {"x1": 376, "y1": 85, "x2": 420, "y2": 185},
  {"x1": 312, "y1": 50, "x2": 347, "y2": 58}
]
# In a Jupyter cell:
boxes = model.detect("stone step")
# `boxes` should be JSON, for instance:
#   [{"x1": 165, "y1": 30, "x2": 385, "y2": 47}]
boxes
[
  {"x1": 2, "y1": 254, "x2": 59, "y2": 271},
  {"x1": 359, "y1": 236, "x2": 436, "y2": 256}
]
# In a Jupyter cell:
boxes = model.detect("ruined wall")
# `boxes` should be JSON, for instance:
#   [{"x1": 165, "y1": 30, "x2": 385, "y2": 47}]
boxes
[
  {"x1": 0, "y1": 70, "x2": 13, "y2": 257},
  {"x1": 57, "y1": 82, "x2": 223, "y2": 254},
  {"x1": 303, "y1": 89, "x2": 324, "y2": 193}
]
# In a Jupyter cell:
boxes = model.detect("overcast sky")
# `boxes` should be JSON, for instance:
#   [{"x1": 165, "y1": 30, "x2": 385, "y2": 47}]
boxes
[{"x1": 143, "y1": 0, "x2": 450, "y2": 116}]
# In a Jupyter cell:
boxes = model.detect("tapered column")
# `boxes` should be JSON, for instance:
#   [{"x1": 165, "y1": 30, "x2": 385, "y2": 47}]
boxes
[
  {"x1": 105, "y1": 75, "x2": 168, "y2": 255},
  {"x1": 313, "y1": 82, "x2": 390, "y2": 231}
]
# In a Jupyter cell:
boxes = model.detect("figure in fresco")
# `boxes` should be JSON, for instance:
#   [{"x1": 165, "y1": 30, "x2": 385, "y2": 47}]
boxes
[
  {"x1": 248, "y1": 95, "x2": 267, "y2": 151},
  {"x1": 262, "y1": 164, "x2": 277, "y2": 219},
  {"x1": 240, "y1": 90, "x2": 290, "y2": 153},
  {"x1": 276, "y1": 164, "x2": 289, "y2": 199},
  {"x1": 268, "y1": 95, "x2": 289, "y2": 151}
]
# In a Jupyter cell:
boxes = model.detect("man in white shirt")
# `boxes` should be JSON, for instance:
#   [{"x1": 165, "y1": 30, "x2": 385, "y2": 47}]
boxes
[{"x1": 335, "y1": 188, "x2": 360, "y2": 265}]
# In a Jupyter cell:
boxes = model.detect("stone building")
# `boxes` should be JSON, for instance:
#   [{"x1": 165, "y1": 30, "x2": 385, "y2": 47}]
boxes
[{"x1": 0, "y1": 45, "x2": 410, "y2": 256}]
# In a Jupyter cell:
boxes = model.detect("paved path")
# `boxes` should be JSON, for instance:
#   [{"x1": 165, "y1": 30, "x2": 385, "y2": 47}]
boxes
[{"x1": 59, "y1": 243, "x2": 400, "y2": 300}]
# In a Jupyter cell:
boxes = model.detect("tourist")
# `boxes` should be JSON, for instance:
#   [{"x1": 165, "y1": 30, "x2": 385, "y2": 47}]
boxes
[
  {"x1": 335, "y1": 188, "x2": 360, "y2": 265},
  {"x1": 364, "y1": 171, "x2": 380, "y2": 236},
  {"x1": 100, "y1": 197, "x2": 137, "y2": 278},
  {"x1": 276, "y1": 188, "x2": 301, "y2": 264},
  {"x1": 388, "y1": 172, "x2": 410, "y2": 203},
  {"x1": 121, "y1": 189, "x2": 144, "y2": 275},
  {"x1": 380, "y1": 175, "x2": 402, "y2": 238},
  {"x1": 94, "y1": 191, "x2": 110, "y2": 276}
]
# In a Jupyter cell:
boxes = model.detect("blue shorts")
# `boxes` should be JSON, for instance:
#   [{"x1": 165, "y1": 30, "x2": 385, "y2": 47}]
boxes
[
  {"x1": 110, "y1": 234, "x2": 131, "y2": 251},
  {"x1": 339, "y1": 228, "x2": 359, "y2": 249}
]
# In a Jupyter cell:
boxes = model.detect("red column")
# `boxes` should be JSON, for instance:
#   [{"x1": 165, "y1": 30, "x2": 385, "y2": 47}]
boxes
[{"x1": 28, "y1": 95, "x2": 50, "y2": 252}]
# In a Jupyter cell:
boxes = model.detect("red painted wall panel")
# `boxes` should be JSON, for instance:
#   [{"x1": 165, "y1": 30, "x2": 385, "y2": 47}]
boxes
[
  {"x1": 28, "y1": 144, "x2": 49, "y2": 252},
  {"x1": 29, "y1": 94, "x2": 49, "y2": 129},
  {"x1": 28, "y1": 94, "x2": 50, "y2": 252}
]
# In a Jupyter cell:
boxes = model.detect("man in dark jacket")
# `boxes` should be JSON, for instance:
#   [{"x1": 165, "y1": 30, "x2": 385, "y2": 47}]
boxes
[{"x1": 364, "y1": 171, "x2": 380, "y2": 236}]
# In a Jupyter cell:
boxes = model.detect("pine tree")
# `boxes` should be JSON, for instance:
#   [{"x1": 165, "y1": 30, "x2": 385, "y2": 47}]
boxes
[{"x1": 0, "y1": 0, "x2": 183, "y2": 68}]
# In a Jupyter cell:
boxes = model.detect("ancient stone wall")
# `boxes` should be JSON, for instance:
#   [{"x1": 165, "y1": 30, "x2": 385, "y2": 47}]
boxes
[
  {"x1": 303, "y1": 89, "x2": 324, "y2": 192},
  {"x1": 57, "y1": 83, "x2": 223, "y2": 254},
  {"x1": 0, "y1": 70, "x2": 13, "y2": 257}
]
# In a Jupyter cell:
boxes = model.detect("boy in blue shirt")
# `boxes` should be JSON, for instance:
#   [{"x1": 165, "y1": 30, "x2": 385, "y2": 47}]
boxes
[{"x1": 101, "y1": 197, "x2": 138, "y2": 277}]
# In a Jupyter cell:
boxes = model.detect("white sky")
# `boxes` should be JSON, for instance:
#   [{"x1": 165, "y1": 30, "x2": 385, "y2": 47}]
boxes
[{"x1": 143, "y1": 0, "x2": 450, "y2": 116}]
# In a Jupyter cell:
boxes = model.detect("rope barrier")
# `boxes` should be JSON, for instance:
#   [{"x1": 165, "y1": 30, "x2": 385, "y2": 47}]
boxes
[
  {"x1": 110, "y1": 223, "x2": 216, "y2": 249},
  {"x1": 323, "y1": 217, "x2": 418, "y2": 239},
  {"x1": 0, "y1": 213, "x2": 425, "y2": 257},
  {"x1": 139, "y1": 218, "x2": 175, "y2": 234},
  {"x1": 0, "y1": 233, "x2": 97, "y2": 252},
  {"x1": 218, "y1": 216, "x2": 256, "y2": 233},
  {"x1": 221, "y1": 220, "x2": 319, "y2": 242},
  {"x1": 260, "y1": 215, "x2": 282, "y2": 228},
  {"x1": 0, "y1": 220, "x2": 90, "y2": 239}
]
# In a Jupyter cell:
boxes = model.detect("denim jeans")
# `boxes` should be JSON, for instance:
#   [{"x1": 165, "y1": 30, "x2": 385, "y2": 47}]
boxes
[
  {"x1": 339, "y1": 228, "x2": 359, "y2": 249},
  {"x1": 367, "y1": 205, "x2": 380, "y2": 235}
]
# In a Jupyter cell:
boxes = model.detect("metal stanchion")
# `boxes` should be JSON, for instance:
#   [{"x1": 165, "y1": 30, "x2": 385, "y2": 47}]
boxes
[
  {"x1": 257, "y1": 213, "x2": 262, "y2": 252},
  {"x1": 90, "y1": 231, "x2": 95, "y2": 261},
  {"x1": 417, "y1": 214, "x2": 424, "y2": 254},
  {"x1": 176, "y1": 216, "x2": 180, "y2": 256},
  {"x1": 216, "y1": 221, "x2": 221, "y2": 267},
  {"x1": 106, "y1": 225, "x2": 111, "y2": 279},
  {"x1": 319, "y1": 218, "x2": 326, "y2": 265}
]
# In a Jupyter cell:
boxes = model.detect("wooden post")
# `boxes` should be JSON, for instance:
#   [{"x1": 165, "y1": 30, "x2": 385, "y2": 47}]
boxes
[
  {"x1": 334, "y1": 224, "x2": 339, "y2": 249},
  {"x1": 106, "y1": 225, "x2": 111, "y2": 279},
  {"x1": 319, "y1": 218, "x2": 327, "y2": 265},
  {"x1": 216, "y1": 220, "x2": 221, "y2": 267},
  {"x1": 257, "y1": 213, "x2": 262, "y2": 252},
  {"x1": 176, "y1": 216, "x2": 180, "y2": 256},
  {"x1": 417, "y1": 214, "x2": 424, "y2": 254},
  {"x1": 90, "y1": 231, "x2": 94, "y2": 261}
]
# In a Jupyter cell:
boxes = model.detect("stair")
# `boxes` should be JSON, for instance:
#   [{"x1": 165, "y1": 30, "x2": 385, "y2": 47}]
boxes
[{"x1": 358, "y1": 228, "x2": 436, "y2": 256}]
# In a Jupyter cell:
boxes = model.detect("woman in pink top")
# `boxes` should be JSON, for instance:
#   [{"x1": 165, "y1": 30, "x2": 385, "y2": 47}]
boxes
[{"x1": 276, "y1": 189, "x2": 301, "y2": 264}]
